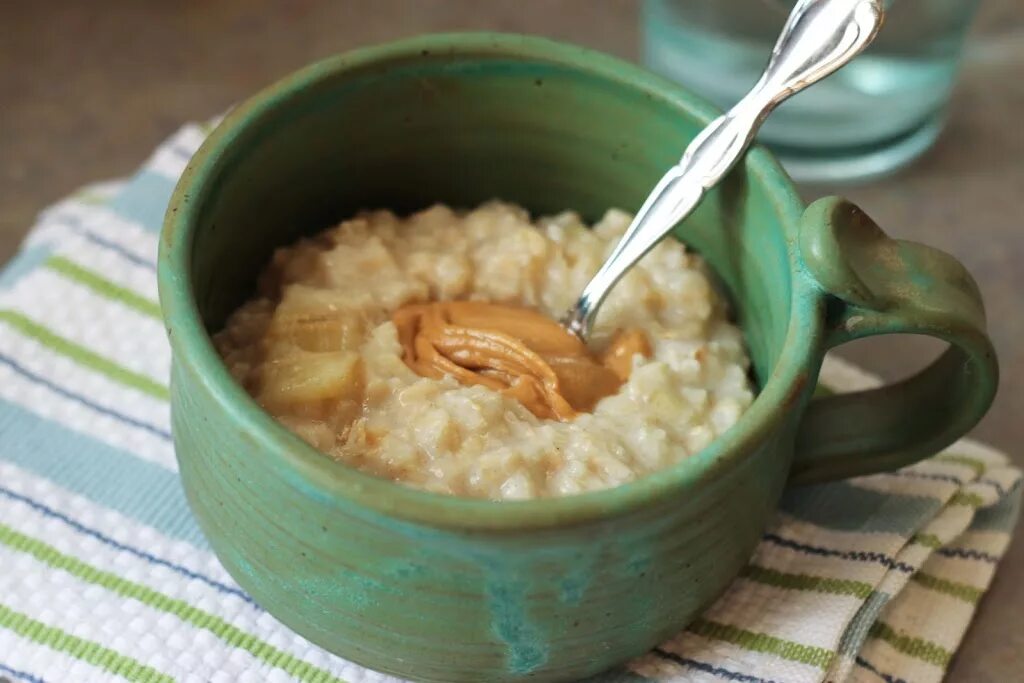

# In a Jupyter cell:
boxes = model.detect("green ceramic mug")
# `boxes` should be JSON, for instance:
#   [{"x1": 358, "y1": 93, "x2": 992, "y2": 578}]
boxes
[{"x1": 158, "y1": 33, "x2": 997, "y2": 682}]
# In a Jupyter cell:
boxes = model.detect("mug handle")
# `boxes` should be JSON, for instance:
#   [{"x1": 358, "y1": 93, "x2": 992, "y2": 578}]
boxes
[{"x1": 789, "y1": 197, "x2": 998, "y2": 484}]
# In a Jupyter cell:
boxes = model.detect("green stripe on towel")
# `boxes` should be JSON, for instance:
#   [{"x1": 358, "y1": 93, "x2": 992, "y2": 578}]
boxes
[
  {"x1": 935, "y1": 454, "x2": 987, "y2": 477},
  {"x1": 0, "y1": 522, "x2": 347, "y2": 683},
  {"x1": 911, "y1": 572, "x2": 983, "y2": 604},
  {"x1": 741, "y1": 565, "x2": 873, "y2": 599},
  {"x1": 869, "y1": 621, "x2": 951, "y2": 667},
  {"x1": 0, "y1": 602, "x2": 172, "y2": 683},
  {"x1": 70, "y1": 189, "x2": 111, "y2": 206},
  {"x1": 911, "y1": 533, "x2": 944, "y2": 549},
  {"x1": 45, "y1": 255, "x2": 161, "y2": 319},
  {"x1": 0, "y1": 310, "x2": 169, "y2": 401},
  {"x1": 949, "y1": 492, "x2": 985, "y2": 508},
  {"x1": 689, "y1": 618, "x2": 834, "y2": 669}
]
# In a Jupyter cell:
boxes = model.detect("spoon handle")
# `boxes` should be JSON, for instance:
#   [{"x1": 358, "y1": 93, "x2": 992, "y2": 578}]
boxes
[{"x1": 564, "y1": 0, "x2": 885, "y2": 341}]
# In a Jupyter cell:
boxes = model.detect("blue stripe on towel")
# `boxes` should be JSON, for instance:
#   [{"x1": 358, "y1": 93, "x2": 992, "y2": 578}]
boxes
[{"x1": 0, "y1": 400, "x2": 203, "y2": 548}]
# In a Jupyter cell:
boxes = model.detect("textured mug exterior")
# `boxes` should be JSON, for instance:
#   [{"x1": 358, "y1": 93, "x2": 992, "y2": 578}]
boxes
[{"x1": 158, "y1": 33, "x2": 996, "y2": 682}]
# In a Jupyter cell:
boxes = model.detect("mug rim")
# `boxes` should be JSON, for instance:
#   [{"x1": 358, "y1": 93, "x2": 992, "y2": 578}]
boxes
[{"x1": 158, "y1": 32, "x2": 822, "y2": 530}]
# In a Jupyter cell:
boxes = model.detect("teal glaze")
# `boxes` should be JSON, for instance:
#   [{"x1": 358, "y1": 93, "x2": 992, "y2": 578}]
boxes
[{"x1": 158, "y1": 34, "x2": 998, "y2": 682}]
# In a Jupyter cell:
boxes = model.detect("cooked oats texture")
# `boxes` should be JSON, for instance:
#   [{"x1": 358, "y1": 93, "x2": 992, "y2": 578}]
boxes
[{"x1": 215, "y1": 202, "x2": 754, "y2": 500}]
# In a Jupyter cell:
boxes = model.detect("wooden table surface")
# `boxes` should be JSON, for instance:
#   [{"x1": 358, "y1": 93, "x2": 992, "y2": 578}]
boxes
[{"x1": 2, "y1": 2, "x2": 1021, "y2": 680}]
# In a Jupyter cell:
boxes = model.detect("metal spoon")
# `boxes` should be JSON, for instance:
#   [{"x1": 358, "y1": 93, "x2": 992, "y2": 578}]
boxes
[{"x1": 563, "y1": 0, "x2": 886, "y2": 341}]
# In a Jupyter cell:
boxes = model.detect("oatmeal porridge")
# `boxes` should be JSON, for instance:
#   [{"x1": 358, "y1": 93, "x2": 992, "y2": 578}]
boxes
[{"x1": 215, "y1": 202, "x2": 754, "y2": 499}]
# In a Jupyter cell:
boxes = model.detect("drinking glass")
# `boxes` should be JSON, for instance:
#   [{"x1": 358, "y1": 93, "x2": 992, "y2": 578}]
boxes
[{"x1": 642, "y1": 0, "x2": 982, "y2": 182}]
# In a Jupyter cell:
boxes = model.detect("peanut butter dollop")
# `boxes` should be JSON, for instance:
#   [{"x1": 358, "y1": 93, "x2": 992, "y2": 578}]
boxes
[{"x1": 393, "y1": 301, "x2": 651, "y2": 421}]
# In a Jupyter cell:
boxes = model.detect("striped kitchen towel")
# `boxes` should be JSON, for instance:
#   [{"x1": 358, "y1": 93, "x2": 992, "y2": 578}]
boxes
[{"x1": 0, "y1": 123, "x2": 1019, "y2": 683}]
